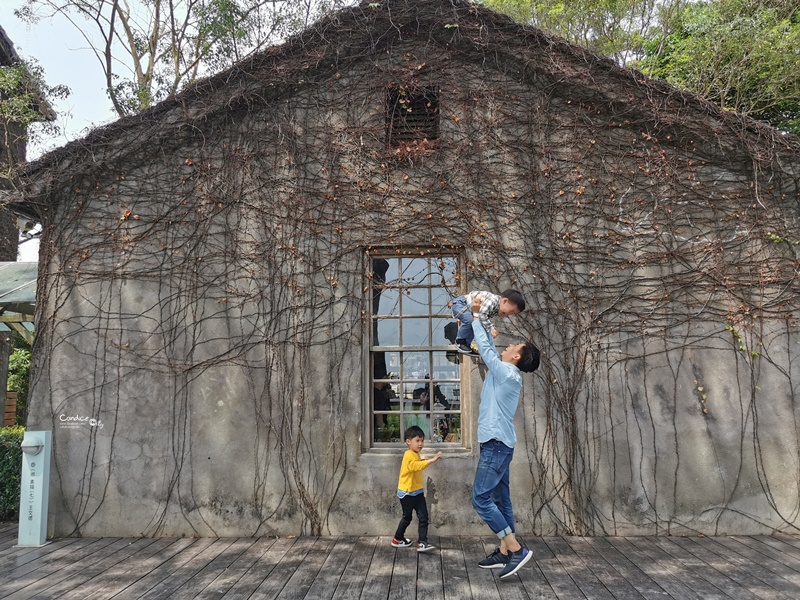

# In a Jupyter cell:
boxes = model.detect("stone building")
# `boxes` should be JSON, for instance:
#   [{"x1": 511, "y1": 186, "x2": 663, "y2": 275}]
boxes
[{"x1": 16, "y1": 0, "x2": 800, "y2": 538}]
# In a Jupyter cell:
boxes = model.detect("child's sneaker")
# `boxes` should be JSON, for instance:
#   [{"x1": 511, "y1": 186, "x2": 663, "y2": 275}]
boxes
[
  {"x1": 478, "y1": 547, "x2": 509, "y2": 569},
  {"x1": 391, "y1": 537, "x2": 412, "y2": 548},
  {"x1": 417, "y1": 541, "x2": 435, "y2": 552},
  {"x1": 455, "y1": 342, "x2": 479, "y2": 356}
]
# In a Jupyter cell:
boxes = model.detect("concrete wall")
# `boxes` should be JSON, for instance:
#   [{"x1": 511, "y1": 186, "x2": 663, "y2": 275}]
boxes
[{"x1": 26, "y1": 29, "x2": 800, "y2": 537}]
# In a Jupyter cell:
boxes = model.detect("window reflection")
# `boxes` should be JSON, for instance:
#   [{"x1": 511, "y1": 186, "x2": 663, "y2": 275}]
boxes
[
  {"x1": 402, "y1": 318, "x2": 429, "y2": 346},
  {"x1": 370, "y1": 255, "x2": 461, "y2": 444}
]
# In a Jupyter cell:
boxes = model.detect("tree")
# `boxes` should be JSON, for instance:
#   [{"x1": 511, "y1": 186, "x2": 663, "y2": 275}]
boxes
[
  {"x1": 479, "y1": 0, "x2": 686, "y2": 66},
  {"x1": 638, "y1": 0, "x2": 800, "y2": 134},
  {"x1": 16, "y1": 0, "x2": 349, "y2": 118},
  {"x1": 0, "y1": 60, "x2": 68, "y2": 181}
]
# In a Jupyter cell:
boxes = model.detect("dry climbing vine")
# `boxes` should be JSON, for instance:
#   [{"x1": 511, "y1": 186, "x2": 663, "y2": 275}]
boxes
[{"x1": 17, "y1": 0, "x2": 800, "y2": 536}]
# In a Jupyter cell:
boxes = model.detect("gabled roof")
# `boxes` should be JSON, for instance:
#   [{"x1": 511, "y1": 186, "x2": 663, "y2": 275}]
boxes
[{"x1": 16, "y1": 0, "x2": 800, "y2": 211}]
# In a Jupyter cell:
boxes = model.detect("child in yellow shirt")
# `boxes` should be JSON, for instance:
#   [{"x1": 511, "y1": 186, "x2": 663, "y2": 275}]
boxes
[{"x1": 391, "y1": 425, "x2": 443, "y2": 552}]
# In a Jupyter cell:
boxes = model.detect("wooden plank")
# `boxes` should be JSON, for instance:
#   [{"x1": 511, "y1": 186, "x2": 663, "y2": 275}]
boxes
[
  {"x1": 274, "y1": 537, "x2": 337, "y2": 600},
  {"x1": 687, "y1": 536, "x2": 797, "y2": 599},
  {"x1": 111, "y1": 538, "x2": 232, "y2": 600},
  {"x1": 751, "y1": 535, "x2": 800, "y2": 564},
  {"x1": 735, "y1": 536, "x2": 800, "y2": 577},
  {"x1": 771, "y1": 534, "x2": 800, "y2": 553},
  {"x1": 24, "y1": 538, "x2": 161, "y2": 600},
  {"x1": 605, "y1": 537, "x2": 702, "y2": 599},
  {"x1": 0, "y1": 522, "x2": 17, "y2": 542},
  {"x1": 219, "y1": 536, "x2": 296, "y2": 600},
  {"x1": 710, "y1": 536, "x2": 800, "y2": 589},
  {"x1": 134, "y1": 538, "x2": 256, "y2": 599},
  {"x1": 625, "y1": 537, "x2": 730, "y2": 600},
  {"x1": 193, "y1": 537, "x2": 278, "y2": 600},
  {"x1": 55, "y1": 538, "x2": 199, "y2": 600},
  {"x1": 302, "y1": 537, "x2": 356, "y2": 600},
  {"x1": 578, "y1": 538, "x2": 670, "y2": 600},
  {"x1": 0, "y1": 537, "x2": 127, "y2": 600},
  {"x1": 472, "y1": 537, "x2": 530, "y2": 600},
  {"x1": 6, "y1": 533, "x2": 800, "y2": 600},
  {"x1": 4, "y1": 392, "x2": 17, "y2": 426},
  {"x1": 652, "y1": 536, "x2": 759, "y2": 600},
  {"x1": 416, "y1": 535, "x2": 444, "y2": 600},
  {"x1": 439, "y1": 535, "x2": 472, "y2": 600},
  {"x1": 544, "y1": 536, "x2": 626, "y2": 600},
  {"x1": 329, "y1": 536, "x2": 378, "y2": 600},
  {"x1": 247, "y1": 536, "x2": 320, "y2": 599},
  {"x1": 514, "y1": 538, "x2": 559, "y2": 600},
  {"x1": 561, "y1": 537, "x2": 644, "y2": 600},
  {"x1": 387, "y1": 536, "x2": 418, "y2": 600},
  {"x1": 526, "y1": 537, "x2": 586, "y2": 598},
  {"x1": 461, "y1": 537, "x2": 501, "y2": 600},
  {"x1": 359, "y1": 535, "x2": 395, "y2": 600},
  {"x1": 654, "y1": 537, "x2": 759, "y2": 600},
  {"x1": 0, "y1": 536, "x2": 82, "y2": 571},
  {"x1": 0, "y1": 537, "x2": 111, "y2": 592}
]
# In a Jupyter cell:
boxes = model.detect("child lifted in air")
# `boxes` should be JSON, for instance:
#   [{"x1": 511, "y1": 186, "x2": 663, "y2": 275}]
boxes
[{"x1": 450, "y1": 289, "x2": 526, "y2": 356}]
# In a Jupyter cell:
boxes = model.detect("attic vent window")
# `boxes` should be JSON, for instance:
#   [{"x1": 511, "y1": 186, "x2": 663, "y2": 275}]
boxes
[{"x1": 386, "y1": 86, "x2": 439, "y2": 147}]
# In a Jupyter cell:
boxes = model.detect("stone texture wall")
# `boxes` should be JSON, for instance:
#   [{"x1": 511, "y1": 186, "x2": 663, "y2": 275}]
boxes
[{"x1": 25, "y1": 1, "x2": 800, "y2": 537}]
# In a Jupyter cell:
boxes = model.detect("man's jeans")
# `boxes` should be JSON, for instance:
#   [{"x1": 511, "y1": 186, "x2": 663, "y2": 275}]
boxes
[
  {"x1": 472, "y1": 439, "x2": 515, "y2": 538},
  {"x1": 451, "y1": 295, "x2": 475, "y2": 345}
]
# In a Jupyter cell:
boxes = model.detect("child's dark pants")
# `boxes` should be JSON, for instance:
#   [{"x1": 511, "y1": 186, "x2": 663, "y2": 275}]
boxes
[{"x1": 394, "y1": 494, "x2": 429, "y2": 543}]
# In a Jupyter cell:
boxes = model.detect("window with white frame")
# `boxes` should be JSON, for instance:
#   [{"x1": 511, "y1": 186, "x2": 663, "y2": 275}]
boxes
[{"x1": 369, "y1": 253, "x2": 462, "y2": 446}]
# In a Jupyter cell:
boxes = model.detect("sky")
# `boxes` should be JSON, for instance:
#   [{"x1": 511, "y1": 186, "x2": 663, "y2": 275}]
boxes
[{"x1": 1, "y1": 0, "x2": 117, "y2": 260}]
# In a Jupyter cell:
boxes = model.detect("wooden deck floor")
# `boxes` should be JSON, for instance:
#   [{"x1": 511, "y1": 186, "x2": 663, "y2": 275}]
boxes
[{"x1": 2, "y1": 523, "x2": 800, "y2": 599}]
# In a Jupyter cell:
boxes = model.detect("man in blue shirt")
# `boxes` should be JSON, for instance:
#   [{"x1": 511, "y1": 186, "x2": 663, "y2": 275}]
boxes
[{"x1": 470, "y1": 296, "x2": 540, "y2": 579}]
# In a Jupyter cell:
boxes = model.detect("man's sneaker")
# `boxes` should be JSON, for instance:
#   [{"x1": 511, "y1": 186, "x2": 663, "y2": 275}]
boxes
[
  {"x1": 478, "y1": 547, "x2": 509, "y2": 569},
  {"x1": 391, "y1": 537, "x2": 412, "y2": 548},
  {"x1": 417, "y1": 541, "x2": 435, "y2": 552},
  {"x1": 498, "y1": 546, "x2": 533, "y2": 579}
]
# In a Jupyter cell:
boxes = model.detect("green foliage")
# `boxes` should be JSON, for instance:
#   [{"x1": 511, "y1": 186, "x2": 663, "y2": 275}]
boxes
[
  {"x1": 17, "y1": 0, "x2": 348, "y2": 117},
  {"x1": 0, "y1": 60, "x2": 69, "y2": 177},
  {"x1": 638, "y1": 0, "x2": 800, "y2": 134},
  {"x1": 0, "y1": 426, "x2": 24, "y2": 521},
  {"x1": 479, "y1": 0, "x2": 681, "y2": 65},
  {"x1": 8, "y1": 341, "x2": 31, "y2": 424}
]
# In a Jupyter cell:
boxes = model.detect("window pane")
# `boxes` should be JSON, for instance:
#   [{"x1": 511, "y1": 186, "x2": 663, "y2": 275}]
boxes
[
  {"x1": 432, "y1": 352, "x2": 459, "y2": 379},
  {"x1": 373, "y1": 258, "x2": 399, "y2": 286},
  {"x1": 375, "y1": 413, "x2": 401, "y2": 443},
  {"x1": 369, "y1": 253, "x2": 460, "y2": 447},
  {"x1": 373, "y1": 380, "x2": 395, "y2": 412},
  {"x1": 374, "y1": 287, "x2": 400, "y2": 316},
  {"x1": 431, "y1": 288, "x2": 452, "y2": 315},
  {"x1": 402, "y1": 317, "x2": 430, "y2": 346},
  {"x1": 401, "y1": 382, "x2": 417, "y2": 403},
  {"x1": 403, "y1": 287, "x2": 429, "y2": 316},
  {"x1": 402, "y1": 352, "x2": 430, "y2": 379},
  {"x1": 431, "y1": 317, "x2": 456, "y2": 347},
  {"x1": 385, "y1": 352, "x2": 401, "y2": 377},
  {"x1": 375, "y1": 318, "x2": 399, "y2": 347},
  {"x1": 428, "y1": 257, "x2": 458, "y2": 287},
  {"x1": 403, "y1": 414, "x2": 431, "y2": 439},
  {"x1": 402, "y1": 258, "x2": 430, "y2": 285},
  {"x1": 408, "y1": 382, "x2": 431, "y2": 411},
  {"x1": 434, "y1": 414, "x2": 461, "y2": 443}
]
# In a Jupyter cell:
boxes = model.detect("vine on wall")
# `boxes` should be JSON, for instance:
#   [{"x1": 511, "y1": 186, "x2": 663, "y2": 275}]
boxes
[{"x1": 21, "y1": 0, "x2": 800, "y2": 536}]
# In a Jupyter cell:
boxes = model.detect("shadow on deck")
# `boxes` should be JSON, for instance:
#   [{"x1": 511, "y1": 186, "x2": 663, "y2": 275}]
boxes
[{"x1": 2, "y1": 523, "x2": 800, "y2": 599}]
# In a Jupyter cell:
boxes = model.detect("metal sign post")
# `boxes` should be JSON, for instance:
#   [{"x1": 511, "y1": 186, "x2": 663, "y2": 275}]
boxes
[{"x1": 16, "y1": 430, "x2": 52, "y2": 547}]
